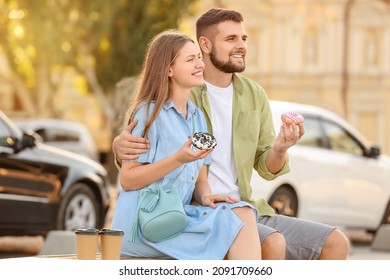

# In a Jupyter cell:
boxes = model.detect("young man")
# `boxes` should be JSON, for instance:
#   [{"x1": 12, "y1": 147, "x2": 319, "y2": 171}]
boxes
[{"x1": 113, "y1": 8, "x2": 350, "y2": 260}]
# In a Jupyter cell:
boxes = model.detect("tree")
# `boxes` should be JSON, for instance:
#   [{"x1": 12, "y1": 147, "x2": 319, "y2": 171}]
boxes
[
  {"x1": 0, "y1": 0, "x2": 113, "y2": 115},
  {"x1": 0, "y1": 0, "x2": 198, "y2": 181},
  {"x1": 1, "y1": 0, "x2": 197, "y2": 118},
  {"x1": 1, "y1": 0, "x2": 197, "y2": 110}
]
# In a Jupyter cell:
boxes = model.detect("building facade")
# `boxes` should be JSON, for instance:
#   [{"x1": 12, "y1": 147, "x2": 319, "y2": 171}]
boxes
[{"x1": 184, "y1": 0, "x2": 390, "y2": 155}]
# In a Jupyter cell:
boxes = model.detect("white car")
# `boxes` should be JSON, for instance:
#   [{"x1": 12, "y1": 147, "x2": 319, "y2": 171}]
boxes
[
  {"x1": 14, "y1": 118, "x2": 99, "y2": 162},
  {"x1": 251, "y1": 100, "x2": 390, "y2": 234}
]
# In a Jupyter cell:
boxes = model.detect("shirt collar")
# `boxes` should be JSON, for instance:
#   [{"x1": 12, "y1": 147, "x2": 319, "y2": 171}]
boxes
[
  {"x1": 162, "y1": 99, "x2": 197, "y2": 117},
  {"x1": 199, "y1": 73, "x2": 242, "y2": 94}
]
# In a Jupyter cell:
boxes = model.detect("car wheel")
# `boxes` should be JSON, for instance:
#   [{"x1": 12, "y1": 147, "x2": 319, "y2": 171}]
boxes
[
  {"x1": 57, "y1": 183, "x2": 101, "y2": 231},
  {"x1": 268, "y1": 186, "x2": 298, "y2": 217}
]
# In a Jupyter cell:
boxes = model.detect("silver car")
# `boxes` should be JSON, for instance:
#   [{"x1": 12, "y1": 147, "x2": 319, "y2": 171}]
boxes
[{"x1": 14, "y1": 118, "x2": 99, "y2": 162}]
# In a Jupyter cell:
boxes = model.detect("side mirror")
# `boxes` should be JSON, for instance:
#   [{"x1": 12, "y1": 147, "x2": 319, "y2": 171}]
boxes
[
  {"x1": 366, "y1": 145, "x2": 381, "y2": 158},
  {"x1": 21, "y1": 132, "x2": 37, "y2": 149},
  {"x1": 0, "y1": 133, "x2": 37, "y2": 154}
]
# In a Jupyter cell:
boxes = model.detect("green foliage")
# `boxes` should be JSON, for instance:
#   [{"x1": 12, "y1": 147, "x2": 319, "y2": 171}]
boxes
[
  {"x1": 0, "y1": 0, "x2": 114, "y2": 85},
  {"x1": 0, "y1": 0, "x2": 198, "y2": 95},
  {"x1": 95, "y1": 0, "x2": 197, "y2": 92}
]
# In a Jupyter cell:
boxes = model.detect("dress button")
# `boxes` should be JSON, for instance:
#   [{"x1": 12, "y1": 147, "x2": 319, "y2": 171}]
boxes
[
  {"x1": 203, "y1": 212, "x2": 207, "y2": 215},
  {"x1": 222, "y1": 205, "x2": 226, "y2": 209},
  {"x1": 191, "y1": 176, "x2": 194, "y2": 180}
]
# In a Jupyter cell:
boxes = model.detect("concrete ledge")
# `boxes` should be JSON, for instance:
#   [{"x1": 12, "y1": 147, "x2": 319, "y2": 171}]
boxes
[
  {"x1": 372, "y1": 225, "x2": 390, "y2": 251},
  {"x1": 36, "y1": 253, "x2": 167, "y2": 260},
  {"x1": 39, "y1": 230, "x2": 77, "y2": 255}
]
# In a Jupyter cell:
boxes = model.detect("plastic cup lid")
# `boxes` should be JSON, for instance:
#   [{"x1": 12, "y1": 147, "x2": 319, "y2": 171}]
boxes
[
  {"x1": 75, "y1": 228, "x2": 99, "y2": 235},
  {"x1": 99, "y1": 228, "x2": 124, "y2": 236}
]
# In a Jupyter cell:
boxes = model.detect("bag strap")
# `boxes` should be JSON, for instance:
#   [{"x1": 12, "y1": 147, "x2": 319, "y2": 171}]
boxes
[{"x1": 128, "y1": 164, "x2": 187, "y2": 242}]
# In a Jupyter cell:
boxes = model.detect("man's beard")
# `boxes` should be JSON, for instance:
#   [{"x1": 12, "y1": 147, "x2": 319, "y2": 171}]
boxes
[{"x1": 209, "y1": 46, "x2": 246, "y2": 73}]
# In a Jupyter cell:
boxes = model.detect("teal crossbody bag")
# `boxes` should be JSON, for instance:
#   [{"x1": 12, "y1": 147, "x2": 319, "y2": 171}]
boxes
[{"x1": 128, "y1": 166, "x2": 188, "y2": 243}]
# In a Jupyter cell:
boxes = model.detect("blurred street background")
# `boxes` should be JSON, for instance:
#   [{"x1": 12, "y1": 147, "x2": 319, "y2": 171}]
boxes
[{"x1": 2, "y1": 0, "x2": 390, "y2": 181}]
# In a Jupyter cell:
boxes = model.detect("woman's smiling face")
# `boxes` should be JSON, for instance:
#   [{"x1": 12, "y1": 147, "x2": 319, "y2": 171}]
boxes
[{"x1": 169, "y1": 41, "x2": 205, "y2": 89}]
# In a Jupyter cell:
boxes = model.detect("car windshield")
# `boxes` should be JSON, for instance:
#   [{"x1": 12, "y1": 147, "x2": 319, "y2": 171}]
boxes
[
  {"x1": 322, "y1": 121, "x2": 364, "y2": 156},
  {"x1": 296, "y1": 115, "x2": 365, "y2": 156},
  {"x1": 34, "y1": 128, "x2": 80, "y2": 142}
]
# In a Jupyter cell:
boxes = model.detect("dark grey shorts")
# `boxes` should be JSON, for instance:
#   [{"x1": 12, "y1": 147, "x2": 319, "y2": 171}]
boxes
[{"x1": 258, "y1": 215, "x2": 335, "y2": 260}]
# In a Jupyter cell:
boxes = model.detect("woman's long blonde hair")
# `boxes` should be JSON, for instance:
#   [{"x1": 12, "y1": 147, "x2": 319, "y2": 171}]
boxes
[{"x1": 127, "y1": 30, "x2": 194, "y2": 137}]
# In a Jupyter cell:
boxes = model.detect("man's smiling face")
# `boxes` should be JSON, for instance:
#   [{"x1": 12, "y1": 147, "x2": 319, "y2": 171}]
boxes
[{"x1": 209, "y1": 21, "x2": 248, "y2": 73}]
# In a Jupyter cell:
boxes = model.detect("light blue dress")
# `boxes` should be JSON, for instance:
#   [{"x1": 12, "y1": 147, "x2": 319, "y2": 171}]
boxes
[{"x1": 111, "y1": 100, "x2": 256, "y2": 260}]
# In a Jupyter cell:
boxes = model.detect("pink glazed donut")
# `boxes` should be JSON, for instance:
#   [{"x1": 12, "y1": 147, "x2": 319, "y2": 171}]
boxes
[{"x1": 281, "y1": 112, "x2": 304, "y2": 125}]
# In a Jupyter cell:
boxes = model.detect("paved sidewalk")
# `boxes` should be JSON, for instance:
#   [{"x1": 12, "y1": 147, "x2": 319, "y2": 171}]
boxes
[
  {"x1": 348, "y1": 244, "x2": 390, "y2": 260},
  {"x1": 345, "y1": 229, "x2": 390, "y2": 260},
  {"x1": 1, "y1": 233, "x2": 390, "y2": 260}
]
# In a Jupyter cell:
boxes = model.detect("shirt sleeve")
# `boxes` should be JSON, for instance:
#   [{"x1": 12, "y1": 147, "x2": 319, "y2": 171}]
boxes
[
  {"x1": 254, "y1": 92, "x2": 290, "y2": 180},
  {"x1": 122, "y1": 104, "x2": 157, "y2": 165}
]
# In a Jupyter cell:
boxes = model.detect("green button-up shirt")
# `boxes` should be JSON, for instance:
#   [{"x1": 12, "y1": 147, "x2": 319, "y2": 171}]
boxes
[{"x1": 190, "y1": 73, "x2": 290, "y2": 216}]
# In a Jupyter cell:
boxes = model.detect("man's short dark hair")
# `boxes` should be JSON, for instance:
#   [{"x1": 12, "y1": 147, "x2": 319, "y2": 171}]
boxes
[{"x1": 196, "y1": 8, "x2": 244, "y2": 41}]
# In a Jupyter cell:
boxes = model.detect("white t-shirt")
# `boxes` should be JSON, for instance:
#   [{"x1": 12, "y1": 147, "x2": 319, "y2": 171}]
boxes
[{"x1": 205, "y1": 81, "x2": 240, "y2": 198}]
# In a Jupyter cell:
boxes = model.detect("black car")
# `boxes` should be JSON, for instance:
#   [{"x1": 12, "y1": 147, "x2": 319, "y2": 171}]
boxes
[{"x1": 0, "y1": 111, "x2": 111, "y2": 236}]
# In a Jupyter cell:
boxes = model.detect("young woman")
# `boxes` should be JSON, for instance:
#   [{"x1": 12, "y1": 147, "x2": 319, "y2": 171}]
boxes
[{"x1": 111, "y1": 30, "x2": 261, "y2": 260}]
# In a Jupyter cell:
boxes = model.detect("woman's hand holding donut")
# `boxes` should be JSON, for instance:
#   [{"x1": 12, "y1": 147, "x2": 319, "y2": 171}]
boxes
[{"x1": 175, "y1": 138, "x2": 213, "y2": 164}]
